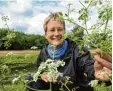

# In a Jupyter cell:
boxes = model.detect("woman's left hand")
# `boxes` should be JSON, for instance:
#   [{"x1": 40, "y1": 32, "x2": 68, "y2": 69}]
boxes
[{"x1": 41, "y1": 72, "x2": 49, "y2": 82}]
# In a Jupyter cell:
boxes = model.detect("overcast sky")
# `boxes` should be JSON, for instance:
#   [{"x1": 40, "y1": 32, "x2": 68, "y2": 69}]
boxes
[{"x1": 0, "y1": 0, "x2": 111, "y2": 35}]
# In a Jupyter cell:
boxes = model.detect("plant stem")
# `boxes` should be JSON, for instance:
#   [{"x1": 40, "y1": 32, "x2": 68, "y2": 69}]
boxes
[
  {"x1": 104, "y1": 8, "x2": 109, "y2": 34},
  {"x1": 65, "y1": 18, "x2": 86, "y2": 30},
  {"x1": 67, "y1": 4, "x2": 70, "y2": 17},
  {"x1": 5, "y1": 20, "x2": 10, "y2": 30},
  {"x1": 84, "y1": 19, "x2": 89, "y2": 35},
  {"x1": 52, "y1": 45, "x2": 56, "y2": 60},
  {"x1": 79, "y1": 0, "x2": 89, "y2": 35},
  {"x1": 60, "y1": 81, "x2": 71, "y2": 91}
]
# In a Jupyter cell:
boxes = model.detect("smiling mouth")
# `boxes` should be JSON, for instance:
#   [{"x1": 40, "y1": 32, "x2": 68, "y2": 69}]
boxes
[
  {"x1": 52, "y1": 36, "x2": 62, "y2": 40},
  {"x1": 52, "y1": 38, "x2": 60, "y2": 40}
]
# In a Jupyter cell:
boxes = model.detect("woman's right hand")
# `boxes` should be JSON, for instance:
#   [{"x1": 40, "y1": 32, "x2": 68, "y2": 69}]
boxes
[{"x1": 41, "y1": 72, "x2": 49, "y2": 82}]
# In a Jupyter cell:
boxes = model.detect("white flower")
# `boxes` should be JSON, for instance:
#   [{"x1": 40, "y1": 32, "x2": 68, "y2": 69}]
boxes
[
  {"x1": 45, "y1": 59, "x2": 54, "y2": 63},
  {"x1": 57, "y1": 61, "x2": 65, "y2": 67},
  {"x1": 6, "y1": 52, "x2": 14, "y2": 56},
  {"x1": 89, "y1": 80, "x2": 98, "y2": 87},
  {"x1": 33, "y1": 59, "x2": 65, "y2": 82},
  {"x1": 33, "y1": 72, "x2": 40, "y2": 82},
  {"x1": 12, "y1": 76, "x2": 21, "y2": 84},
  {"x1": 24, "y1": 54, "x2": 30, "y2": 59}
]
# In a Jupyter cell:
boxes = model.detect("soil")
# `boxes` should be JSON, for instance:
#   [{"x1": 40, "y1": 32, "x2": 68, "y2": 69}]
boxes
[{"x1": 0, "y1": 50, "x2": 40, "y2": 55}]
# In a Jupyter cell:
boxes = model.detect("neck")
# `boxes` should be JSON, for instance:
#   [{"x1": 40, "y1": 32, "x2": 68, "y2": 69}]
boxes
[
  {"x1": 47, "y1": 40, "x2": 68, "y2": 59},
  {"x1": 50, "y1": 40, "x2": 64, "y2": 49}
]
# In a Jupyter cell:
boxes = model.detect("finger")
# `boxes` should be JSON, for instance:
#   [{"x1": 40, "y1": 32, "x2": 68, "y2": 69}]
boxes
[
  {"x1": 100, "y1": 67, "x2": 112, "y2": 81},
  {"x1": 90, "y1": 48, "x2": 101, "y2": 55},
  {"x1": 102, "y1": 54, "x2": 112, "y2": 63},
  {"x1": 42, "y1": 78, "x2": 48, "y2": 82},
  {"x1": 95, "y1": 70, "x2": 105, "y2": 80},
  {"x1": 41, "y1": 76, "x2": 49, "y2": 82},
  {"x1": 94, "y1": 61, "x2": 103, "y2": 70},
  {"x1": 103, "y1": 67, "x2": 112, "y2": 76},
  {"x1": 41, "y1": 72, "x2": 49, "y2": 82},
  {"x1": 94, "y1": 55, "x2": 112, "y2": 70},
  {"x1": 95, "y1": 70, "x2": 111, "y2": 81}
]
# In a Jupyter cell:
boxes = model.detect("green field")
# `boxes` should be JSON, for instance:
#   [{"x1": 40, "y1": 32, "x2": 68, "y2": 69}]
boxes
[{"x1": 0, "y1": 50, "x2": 40, "y2": 91}]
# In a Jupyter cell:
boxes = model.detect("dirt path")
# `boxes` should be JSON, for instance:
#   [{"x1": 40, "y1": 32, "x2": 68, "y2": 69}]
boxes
[{"x1": 0, "y1": 50, "x2": 40, "y2": 55}]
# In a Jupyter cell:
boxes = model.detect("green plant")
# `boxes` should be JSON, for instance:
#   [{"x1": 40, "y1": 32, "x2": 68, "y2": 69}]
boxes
[
  {"x1": 33, "y1": 59, "x2": 65, "y2": 82},
  {"x1": 61, "y1": 0, "x2": 112, "y2": 55},
  {"x1": 89, "y1": 79, "x2": 112, "y2": 91},
  {"x1": 0, "y1": 52, "x2": 38, "y2": 91},
  {"x1": 59, "y1": 76, "x2": 76, "y2": 91}
]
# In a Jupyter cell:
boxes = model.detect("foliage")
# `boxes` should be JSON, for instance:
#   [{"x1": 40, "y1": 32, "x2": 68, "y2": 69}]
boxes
[
  {"x1": 1, "y1": 16, "x2": 9, "y2": 29},
  {"x1": 3, "y1": 31, "x2": 16, "y2": 49},
  {"x1": 59, "y1": 76, "x2": 75, "y2": 91},
  {"x1": 0, "y1": 72, "x2": 27, "y2": 91},
  {"x1": 0, "y1": 29, "x2": 48, "y2": 50},
  {"x1": 62, "y1": 0, "x2": 112, "y2": 55},
  {"x1": 82, "y1": 0, "x2": 112, "y2": 54},
  {"x1": 1, "y1": 15, "x2": 16, "y2": 49},
  {"x1": 0, "y1": 51, "x2": 39, "y2": 91},
  {"x1": 0, "y1": 65, "x2": 11, "y2": 75},
  {"x1": 0, "y1": 53, "x2": 38, "y2": 70},
  {"x1": 2, "y1": 82, "x2": 26, "y2": 91},
  {"x1": 89, "y1": 80, "x2": 112, "y2": 91}
]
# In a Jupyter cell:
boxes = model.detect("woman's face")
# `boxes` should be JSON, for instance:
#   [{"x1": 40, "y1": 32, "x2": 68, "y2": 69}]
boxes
[{"x1": 45, "y1": 19, "x2": 65, "y2": 46}]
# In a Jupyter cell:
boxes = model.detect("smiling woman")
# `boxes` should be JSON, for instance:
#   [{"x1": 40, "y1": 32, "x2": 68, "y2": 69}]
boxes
[{"x1": 25, "y1": 11, "x2": 112, "y2": 91}]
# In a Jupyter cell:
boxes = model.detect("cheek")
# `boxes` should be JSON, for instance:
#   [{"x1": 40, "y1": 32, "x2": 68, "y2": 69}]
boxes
[{"x1": 45, "y1": 33, "x2": 52, "y2": 40}]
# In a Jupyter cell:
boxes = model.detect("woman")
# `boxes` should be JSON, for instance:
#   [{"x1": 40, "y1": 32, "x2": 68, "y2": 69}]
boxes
[{"x1": 28, "y1": 12, "x2": 112, "y2": 91}]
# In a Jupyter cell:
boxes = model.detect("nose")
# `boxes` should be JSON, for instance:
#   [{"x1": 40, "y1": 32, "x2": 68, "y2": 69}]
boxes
[{"x1": 54, "y1": 29, "x2": 59, "y2": 36}]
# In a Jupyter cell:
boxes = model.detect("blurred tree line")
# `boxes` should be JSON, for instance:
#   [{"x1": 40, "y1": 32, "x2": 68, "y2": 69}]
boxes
[{"x1": 0, "y1": 28, "x2": 48, "y2": 50}]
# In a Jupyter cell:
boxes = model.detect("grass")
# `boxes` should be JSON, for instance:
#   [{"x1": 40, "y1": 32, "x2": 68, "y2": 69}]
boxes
[{"x1": 0, "y1": 50, "x2": 40, "y2": 91}]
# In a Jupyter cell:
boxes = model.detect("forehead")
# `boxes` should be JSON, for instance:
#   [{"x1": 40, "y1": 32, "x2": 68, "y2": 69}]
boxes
[{"x1": 47, "y1": 19, "x2": 64, "y2": 29}]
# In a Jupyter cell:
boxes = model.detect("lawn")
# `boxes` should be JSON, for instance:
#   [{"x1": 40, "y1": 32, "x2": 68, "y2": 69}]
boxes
[{"x1": 0, "y1": 50, "x2": 40, "y2": 91}]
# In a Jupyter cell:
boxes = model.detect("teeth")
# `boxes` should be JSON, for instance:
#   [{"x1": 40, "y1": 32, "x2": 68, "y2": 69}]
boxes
[
  {"x1": 52, "y1": 36, "x2": 61, "y2": 40},
  {"x1": 53, "y1": 38, "x2": 58, "y2": 40}
]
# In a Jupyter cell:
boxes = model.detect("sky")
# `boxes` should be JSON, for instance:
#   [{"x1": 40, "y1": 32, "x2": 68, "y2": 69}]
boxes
[{"x1": 0, "y1": 0, "x2": 111, "y2": 35}]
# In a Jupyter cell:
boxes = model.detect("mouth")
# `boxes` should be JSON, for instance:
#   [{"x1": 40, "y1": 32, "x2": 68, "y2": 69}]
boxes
[
  {"x1": 50, "y1": 38, "x2": 63, "y2": 46},
  {"x1": 52, "y1": 36, "x2": 62, "y2": 40}
]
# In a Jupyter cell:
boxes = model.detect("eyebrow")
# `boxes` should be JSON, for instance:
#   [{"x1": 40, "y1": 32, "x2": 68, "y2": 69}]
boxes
[
  {"x1": 57, "y1": 27, "x2": 63, "y2": 29},
  {"x1": 49, "y1": 28, "x2": 54, "y2": 30}
]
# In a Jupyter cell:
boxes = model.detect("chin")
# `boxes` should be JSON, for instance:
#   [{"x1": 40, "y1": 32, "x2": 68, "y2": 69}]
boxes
[{"x1": 51, "y1": 40, "x2": 63, "y2": 46}]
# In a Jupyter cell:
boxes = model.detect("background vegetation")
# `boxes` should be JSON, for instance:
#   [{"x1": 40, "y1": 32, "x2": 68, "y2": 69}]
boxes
[
  {"x1": 0, "y1": 51, "x2": 39, "y2": 91},
  {"x1": 0, "y1": 28, "x2": 48, "y2": 50}
]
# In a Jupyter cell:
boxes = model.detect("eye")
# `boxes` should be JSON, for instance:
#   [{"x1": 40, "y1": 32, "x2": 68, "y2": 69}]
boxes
[
  {"x1": 58, "y1": 28, "x2": 63, "y2": 32},
  {"x1": 48, "y1": 28, "x2": 55, "y2": 32},
  {"x1": 50, "y1": 29, "x2": 55, "y2": 32}
]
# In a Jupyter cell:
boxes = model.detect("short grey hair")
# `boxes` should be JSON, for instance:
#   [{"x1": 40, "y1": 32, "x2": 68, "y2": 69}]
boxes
[{"x1": 43, "y1": 12, "x2": 65, "y2": 32}]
